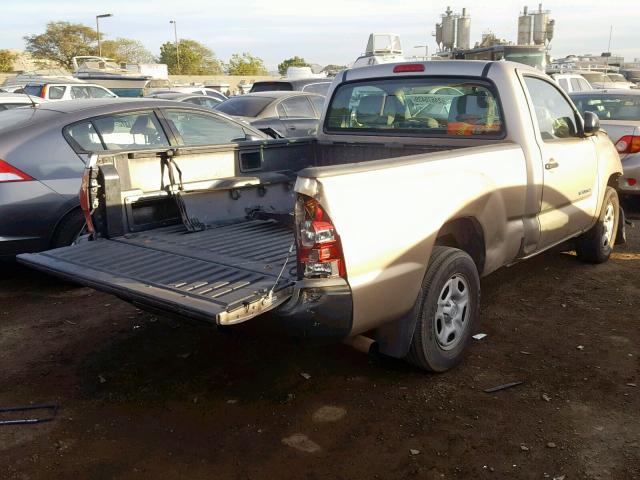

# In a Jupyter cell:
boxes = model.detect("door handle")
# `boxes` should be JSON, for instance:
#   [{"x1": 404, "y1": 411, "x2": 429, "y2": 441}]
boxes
[
  {"x1": 545, "y1": 159, "x2": 559, "y2": 170},
  {"x1": 288, "y1": 125, "x2": 297, "y2": 130}
]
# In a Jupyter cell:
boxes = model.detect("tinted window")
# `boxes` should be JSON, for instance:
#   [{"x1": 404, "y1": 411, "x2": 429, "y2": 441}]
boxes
[
  {"x1": 571, "y1": 95, "x2": 640, "y2": 121},
  {"x1": 214, "y1": 96, "x2": 273, "y2": 117},
  {"x1": 89, "y1": 86, "x2": 114, "y2": 98},
  {"x1": 302, "y1": 82, "x2": 331, "y2": 95},
  {"x1": 326, "y1": 77, "x2": 504, "y2": 137},
  {"x1": 164, "y1": 110, "x2": 246, "y2": 145},
  {"x1": 110, "y1": 88, "x2": 142, "y2": 97},
  {"x1": 24, "y1": 85, "x2": 43, "y2": 97},
  {"x1": 70, "y1": 86, "x2": 91, "y2": 99},
  {"x1": 278, "y1": 96, "x2": 315, "y2": 118},
  {"x1": 524, "y1": 76, "x2": 579, "y2": 140},
  {"x1": 66, "y1": 111, "x2": 169, "y2": 152},
  {"x1": 49, "y1": 86, "x2": 66, "y2": 99},
  {"x1": 250, "y1": 82, "x2": 293, "y2": 93}
]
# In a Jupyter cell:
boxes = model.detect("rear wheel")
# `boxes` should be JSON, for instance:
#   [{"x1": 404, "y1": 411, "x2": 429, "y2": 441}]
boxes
[
  {"x1": 405, "y1": 246, "x2": 480, "y2": 372},
  {"x1": 51, "y1": 209, "x2": 87, "y2": 248},
  {"x1": 575, "y1": 187, "x2": 619, "y2": 263}
]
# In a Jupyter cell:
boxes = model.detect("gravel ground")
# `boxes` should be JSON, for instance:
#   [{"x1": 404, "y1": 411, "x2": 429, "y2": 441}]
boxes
[{"x1": 1, "y1": 206, "x2": 639, "y2": 480}]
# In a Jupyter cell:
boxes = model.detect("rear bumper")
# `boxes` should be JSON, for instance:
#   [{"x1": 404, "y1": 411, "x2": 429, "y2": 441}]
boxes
[
  {"x1": 276, "y1": 278, "x2": 353, "y2": 339},
  {"x1": 618, "y1": 153, "x2": 640, "y2": 194}
]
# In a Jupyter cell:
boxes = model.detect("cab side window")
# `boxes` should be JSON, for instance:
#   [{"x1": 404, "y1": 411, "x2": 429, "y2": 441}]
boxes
[{"x1": 524, "y1": 76, "x2": 579, "y2": 140}]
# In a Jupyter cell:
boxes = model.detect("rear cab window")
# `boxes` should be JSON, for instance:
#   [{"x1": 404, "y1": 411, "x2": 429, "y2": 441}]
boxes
[
  {"x1": 65, "y1": 111, "x2": 170, "y2": 152},
  {"x1": 325, "y1": 77, "x2": 504, "y2": 138}
]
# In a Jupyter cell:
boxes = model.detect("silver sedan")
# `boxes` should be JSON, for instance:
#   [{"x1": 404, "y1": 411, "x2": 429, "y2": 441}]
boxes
[{"x1": 571, "y1": 89, "x2": 640, "y2": 195}]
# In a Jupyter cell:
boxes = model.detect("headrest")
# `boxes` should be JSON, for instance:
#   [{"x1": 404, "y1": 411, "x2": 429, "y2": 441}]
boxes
[{"x1": 130, "y1": 115, "x2": 156, "y2": 135}]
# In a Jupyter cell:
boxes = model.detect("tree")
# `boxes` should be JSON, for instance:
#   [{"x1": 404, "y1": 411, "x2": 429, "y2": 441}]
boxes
[
  {"x1": 24, "y1": 21, "x2": 98, "y2": 70},
  {"x1": 226, "y1": 52, "x2": 267, "y2": 76},
  {"x1": 277, "y1": 56, "x2": 309, "y2": 76},
  {"x1": 101, "y1": 38, "x2": 156, "y2": 64},
  {"x1": 159, "y1": 39, "x2": 222, "y2": 75},
  {"x1": 0, "y1": 50, "x2": 17, "y2": 72}
]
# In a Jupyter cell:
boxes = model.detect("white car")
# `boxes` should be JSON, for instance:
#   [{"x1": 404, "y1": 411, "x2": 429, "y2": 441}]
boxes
[
  {"x1": 580, "y1": 72, "x2": 637, "y2": 90},
  {"x1": 551, "y1": 73, "x2": 593, "y2": 93},
  {"x1": 0, "y1": 92, "x2": 45, "y2": 110},
  {"x1": 22, "y1": 82, "x2": 117, "y2": 101},
  {"x1": 146, "y1": 86, "x2": 227, "y2": 102}
]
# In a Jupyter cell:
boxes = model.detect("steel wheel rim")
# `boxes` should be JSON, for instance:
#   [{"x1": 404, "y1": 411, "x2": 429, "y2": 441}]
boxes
[
  {"x1": 602, "y1": 201, "x2": 615, "y2": 248},
  {"x1": 434, "y1": 274, "x2": 470, "y2": 351}
]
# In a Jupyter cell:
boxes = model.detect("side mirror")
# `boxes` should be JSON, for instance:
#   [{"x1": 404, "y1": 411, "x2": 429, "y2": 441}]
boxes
[{"x1": 583, "y1": 111, "x2": 600, "y2": 137}]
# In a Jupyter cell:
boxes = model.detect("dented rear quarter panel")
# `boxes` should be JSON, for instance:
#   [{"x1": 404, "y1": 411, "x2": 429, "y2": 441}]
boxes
[{"x1": 295, "y1": 144, "x2": 528, "y2": 335}]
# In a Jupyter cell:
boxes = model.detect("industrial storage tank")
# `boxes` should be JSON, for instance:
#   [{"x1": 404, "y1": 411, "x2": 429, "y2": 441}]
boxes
[
  {"x1": 533, "y1": 4, "x2": 549, "y2": 45},
  {"x1": 435, "y1": 23, "x2": 443, "y2": 48},
  {"x1": 441, "y1": 7, "x2": 456, "y2": 50},
  {"x1": 456, "y1": 8, "x2": 471, "y2": 50},
  {"x1": 518, "y1": 6, "x2": 532, "y2": 45},
  {"x1": 546, "y1": 19, "x2": 555, "y2": 43}
]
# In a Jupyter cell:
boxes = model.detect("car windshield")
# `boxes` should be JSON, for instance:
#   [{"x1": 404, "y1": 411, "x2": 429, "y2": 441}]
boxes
[
  {"x1": 606, "y1": 74, "x2": 627, "y2": 82},
  {"x1": 571, "y1": 95, "x2": 640, "y2": 121},
  {"x1": 214, "y1": 96, "x2": 274, "y2": 117},
  {"x1": 580, "y1": 73, "x2": 609, "y2": 83},
  {"x1": 325, "y1": 77, "x2": 504, "y2": 138}
]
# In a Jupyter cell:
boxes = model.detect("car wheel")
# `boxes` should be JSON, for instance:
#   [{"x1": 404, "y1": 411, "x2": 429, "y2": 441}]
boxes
[
  {"x1": 51, "y1": 209, "x2": 87, "y2": 249},
  {"x1": 405, "y1": 246, "x2": 480, "y2": 372},
  {"x1": 575, "y1": 186, "x2": 619, "y2": 264}
]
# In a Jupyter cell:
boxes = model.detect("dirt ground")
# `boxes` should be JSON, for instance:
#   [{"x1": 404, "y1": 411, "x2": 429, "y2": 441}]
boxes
[{"x1": 1, "y1": 207, "x2": 639, "y2": 480}]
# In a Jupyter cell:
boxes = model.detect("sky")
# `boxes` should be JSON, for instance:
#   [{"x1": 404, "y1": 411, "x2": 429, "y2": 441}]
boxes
[{"x1": 1, "y1": 0, "x2": 638, "y2": 70}]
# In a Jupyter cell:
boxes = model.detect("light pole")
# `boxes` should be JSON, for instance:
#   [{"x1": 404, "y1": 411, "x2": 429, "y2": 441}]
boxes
[
  {"x1": 96, "y1": 13, "x2": 113, "y2": 58},
  {"x1": 414, "y1": 45, "x2": 429, "y2": 61},
  {"x1": 170, "y1": 20, "x2": 180, "y2": 74}
]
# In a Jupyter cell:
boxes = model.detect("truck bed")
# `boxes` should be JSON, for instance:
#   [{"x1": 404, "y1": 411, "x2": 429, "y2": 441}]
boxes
[{"x1": 21, "y1": 219, "x2": 295, "y2": 325}]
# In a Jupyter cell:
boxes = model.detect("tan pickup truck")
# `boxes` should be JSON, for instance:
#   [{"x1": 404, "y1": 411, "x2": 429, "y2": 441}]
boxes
[{"x1": 20, "y1": 61, "x2": 624, "y2": 371}]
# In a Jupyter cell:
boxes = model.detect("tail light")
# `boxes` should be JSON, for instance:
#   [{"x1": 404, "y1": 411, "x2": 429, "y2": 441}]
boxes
[
  {"x1": 393, "y1": 64, "x2": 425, "y2": 73},
  {"x1": 40, "y1": 85, "x2": 48, "y2": 99},
  {"x1": 79, "y1": 167, "x2": 96, "y2": 234},
  {"x1": 295, "y1": 195, "x2": 346, "y2": 279},
  {"x1": 615, "y1": 135, "x2": 640, "y2": 154},
  {"x1": 0, "y1": 159, "x2": 34, "y2": 183}
]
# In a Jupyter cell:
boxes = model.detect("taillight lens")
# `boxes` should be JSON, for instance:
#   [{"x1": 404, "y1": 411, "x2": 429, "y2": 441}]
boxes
[
  {"x1": 40, "y1": 85, "x2": 48, "y2": 99},
  {"x1": 295, "y1": 195, "x2": 346, "y2": 279},
  {"x1": 615, "y1": 135, "x2": 640, "y2": 154},
  {"x1": 0, "y1": 159, "x2": 34, "y2": 183},
  {"x1": 393, "y1": 63, "x2": 425, "y2": 73},
  {"x1": 79, "y1": 168, "x2": 95, "y2": 234}
]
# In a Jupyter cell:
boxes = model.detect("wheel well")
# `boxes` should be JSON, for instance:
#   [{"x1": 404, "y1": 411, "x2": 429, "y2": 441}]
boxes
[
  {"x1": 435, "y1": 217, "x2": 486, "y2": 273},
  {"x1": 49, "y1": 206, "x2": 83, "y2": 247},
  {"x1": 608, "y1": 173, "x2": 620, "y2": 188}
]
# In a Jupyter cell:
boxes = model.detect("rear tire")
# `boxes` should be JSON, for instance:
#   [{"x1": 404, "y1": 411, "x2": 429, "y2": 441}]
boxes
[
  {"x1": 575, "y1": 187, "x2": 619, "y2": 264},
  {"x1": 405, "y1": 246, "x2": 480, "y2": 372},
  {"x1": 51, "y1": 209, "x2": 86, "y2": 248}
]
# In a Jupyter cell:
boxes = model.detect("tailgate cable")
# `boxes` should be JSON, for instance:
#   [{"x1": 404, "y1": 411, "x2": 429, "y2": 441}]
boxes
[
  {"x1": 266, "y1": 242, "x2": 295, "y2": 302},
  {"x1": 161, "y1": 155, "x2": 205, "y2": 232}
]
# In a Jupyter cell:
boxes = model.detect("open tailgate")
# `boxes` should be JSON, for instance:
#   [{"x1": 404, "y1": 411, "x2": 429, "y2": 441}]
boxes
[{"x1": 17, "y1": 221, "x2": 295, "y2": 325}]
